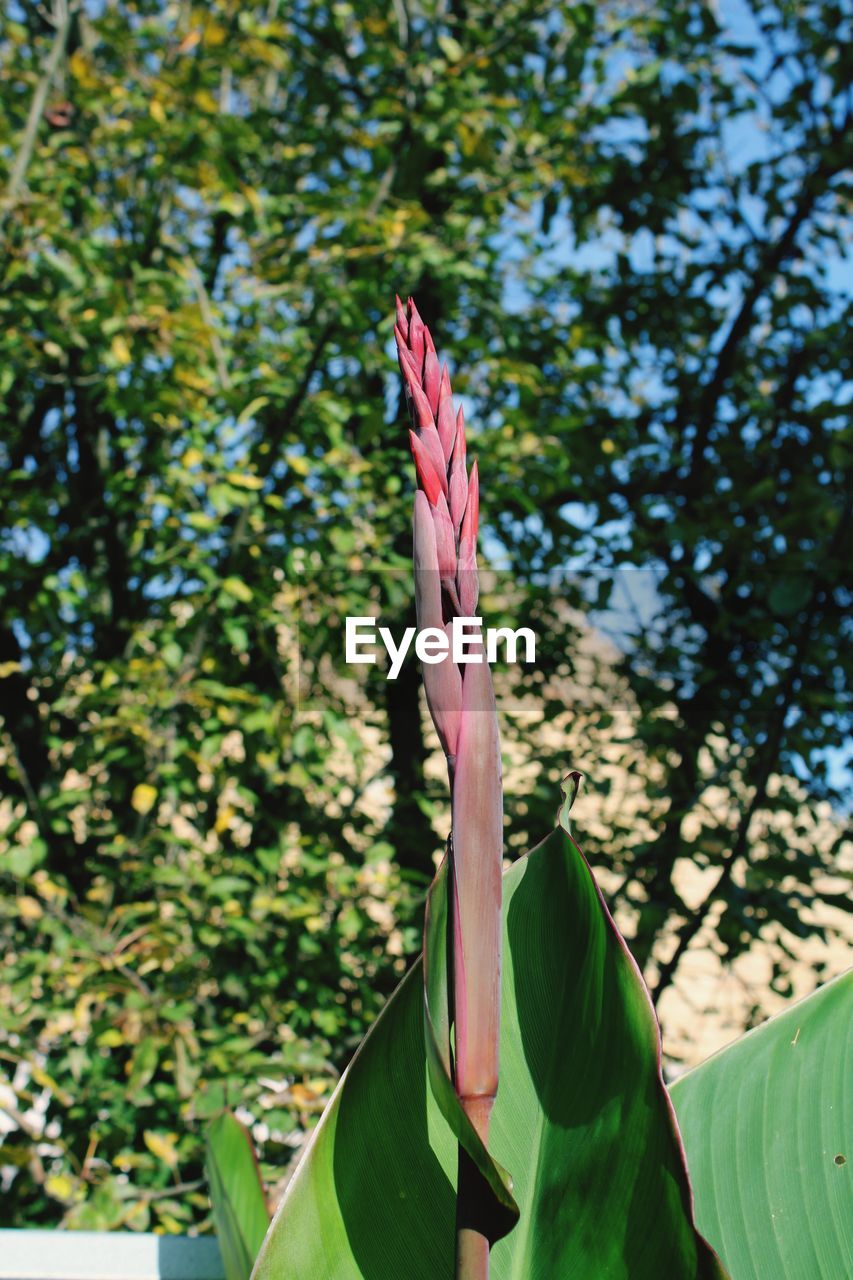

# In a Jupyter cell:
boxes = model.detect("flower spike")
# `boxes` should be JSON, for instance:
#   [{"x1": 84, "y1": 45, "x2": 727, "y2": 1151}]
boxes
[{"x1": 394, "y1": 296, "x2": 502, "y2": 1280}]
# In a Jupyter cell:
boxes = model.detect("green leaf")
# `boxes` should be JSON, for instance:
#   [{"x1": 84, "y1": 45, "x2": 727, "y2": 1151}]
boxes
[
  {"x1": 671, "y1": 972, "x2": 852, "y2": 1279},
  {"x1": 437, "y1": 34, "x2": 464, "y2": 62},
  {"x1": 206, "y1": 1112, "x2": 270, "y2": 1280},
  {"x1": 252, "y1": 806, "x2": 725, "y2": 1278},
  {"x1": 767, "y1": 576, "x2": 812, "y2": 616},
  {"x1": 222, "y1": 576, "x2": 254, "y2": 603},
  {"x1": 126, "y1": 1036, "x2": 159, "y2": 1099},
  {"x1": 3, "y1": 839, "x2": 46, "y2": 878},
  {"x1": 422, "y1": 855, "x2": 518, "y2": 1242}
]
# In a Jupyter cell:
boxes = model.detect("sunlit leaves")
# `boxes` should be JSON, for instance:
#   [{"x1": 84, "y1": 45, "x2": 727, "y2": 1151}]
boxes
[{"x1": 0, "y1": 0, "x2": 848, "y2": 1240}]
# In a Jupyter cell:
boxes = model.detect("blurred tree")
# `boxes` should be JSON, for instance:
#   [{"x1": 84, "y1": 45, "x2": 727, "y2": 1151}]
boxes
[
  {"x1": 0, "y1": 0, "x2": 848, "y2": 1230},
  {"x1": 483, "y1": 0, "x2": 851, "y2": 1000}
]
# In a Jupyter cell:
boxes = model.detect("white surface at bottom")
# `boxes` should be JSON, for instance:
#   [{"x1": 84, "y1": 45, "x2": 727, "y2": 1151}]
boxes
[{"x1": 0, "y1": 1230, "x2": 225, "y2": 1280}]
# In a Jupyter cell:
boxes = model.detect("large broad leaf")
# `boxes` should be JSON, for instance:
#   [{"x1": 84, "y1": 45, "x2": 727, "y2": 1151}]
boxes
[
  {"x1": 206, "y1": 1112, "x2": 270, "y2": 1280},
  {"x1": 252, "y1": 803, "x2": 725, "y2": 1278},
  {"x1": 420, "y1": 850, "x2": 519, "y2": 1244},
  {"x1": 671, "y1": 971, "x2": 852, "y2": 1279}
]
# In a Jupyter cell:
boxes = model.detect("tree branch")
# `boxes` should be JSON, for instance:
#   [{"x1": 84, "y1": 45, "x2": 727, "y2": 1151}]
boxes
[
  {"x1": 6, "y1": 0, "x2": 79, "y2": 201},
  {"x1": 651, "y1": 505, "x2": 850, "y2": 1000},
  {"x1": 179, "y1": 319, "x2": 334, "y2": 678},
  {"x1": 650, "y1": 700, "x2": 787, "y2": 1003},
  {"x1": 687, "y1": 123, "x2": 849, "y2": 482},
  {"x1": 188, "y1": 260, "x2": 232, "y2": 391}
]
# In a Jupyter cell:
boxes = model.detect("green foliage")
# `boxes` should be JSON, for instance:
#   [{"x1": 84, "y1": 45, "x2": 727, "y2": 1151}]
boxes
[
  {"x1": 0, "y1": 814, "x2": 399, "y2": 1229},
  {"x1": 672, "y1": 972, "x2": 852, "y2": 1279},
  {"x1": 253, "y1": 800, "x2": 726, "y2": 1279},
  {"x1": 0, "y1": 0, "x2": 848, "y2": 1235},
  {"x1": 206, "y1": 1113, "x2": 269, "y2": 1280}
]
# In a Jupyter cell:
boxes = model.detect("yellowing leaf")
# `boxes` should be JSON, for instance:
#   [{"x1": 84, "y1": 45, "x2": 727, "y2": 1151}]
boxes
[
  {"x1": 68, "y1": 49, "x2": 98, "y2": 90},
  {"x1": 222, "y1": 577, "x2": 253, "y2": 603},
  {"x1": 45, "y1": 1173, "x2": 78, "y2": 1203},
  {"x1": 242, "y1": 186, "x2": 264, "y2": 215},
  {"x1": 236, "y1": 396, "x2": 270, "y2": 426},
  {"x1": 457, "y1": 123, "x2": 483, "y2": 158},
  {"x1": 31, "y1": 1065, "x2": 73, "y2": 1106},
  {"x1": 144, "y1": 1130, "x2": 180, "y2": 1169},
  {"x1": 187, "y1": 511, "x2": 217, "y2": 531},
  {"x1": 111, "y1": 335, "x2": 132, "y2": 365},
  {"x1": 33, "y1": 872, "x2": 68, "y2": 903},
  {"x1": 149, "y1": 98, "x2": 167, "y2": 124},
  {"x1": 177, "y1": 29, "x2": 202, "y2": 54},
  {"x1": 194, "y1": 89, "x2": 220, "y2": 114},
  {"x1": 18, "y1": 895, "x2": 44, "y2": 923},
  {"x1": 437, "y1": 34, "x2": 464, "y2": 62},
  {"x1": 289, "y1": 1082, "x2": 326, "y2": 1109},
  {"x1": 175, "y1": 367, "x2": 213, "y2": 392},
  {"x1": 182, "y1": 447, "x2": 204, "y2": 467},
  {"x1": 219, "y1": 192, "x2": 247, "y2": 216},
  {"x1": 226, "y1": 471, "x2": 264, "y2": 490},
  {"x1": 114, "y1": 1152, "x2": 149, "y2": 1170},
  {"x1": 203, "y1": 22, "x2": 228, "y2": 46},
  {"x1": 131, "y1": 783, "x2": 158, "y2": 815},
  {"x1": 215, "y1": 805, "x2": 235, "y2": 834}
]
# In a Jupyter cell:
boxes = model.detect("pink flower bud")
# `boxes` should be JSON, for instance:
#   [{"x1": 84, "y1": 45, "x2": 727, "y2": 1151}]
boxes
[
  {"x1": 407, "y1": 298, "x2": 425, "y2": 368},
  {"x1": 413, "y1": 493, "x2": 462, "y2": 757},
  {"x1": 409, "y1": 431, "x2": 444, "y2": 506},
  {"x1": 412, "y1": 490, "x2": 441, "y2": 626},
  {"x1": 449, "y1": 467, "x2": 468, "y2": 534},
  {"x1": 436, "y1": 367, "x2": 456, "y2": 462},
  {"x1": 460, "y1": 460, "x2": 479, "y2": 544},
  {"x1": 405, "y1": 371, "x2": 437, "y2": 433},
  {"x1": 397, "y1": 296, "x2": 502, "y2": 1182},
  {"x1": 424, "y1": 348, "x2": 441, "y2": 415},
  {"x1": 395, "y1": 326, "x2": 419, "y2": 381},
  {"x1": 395, "y1": 294, "x2": 408, "y2": 341},
  {"x1": 433, "y1": 491, "x2": 457, "y2": 586},
  {"x1": 452, "y1": 405, "x2": 467, "y2": 473}
]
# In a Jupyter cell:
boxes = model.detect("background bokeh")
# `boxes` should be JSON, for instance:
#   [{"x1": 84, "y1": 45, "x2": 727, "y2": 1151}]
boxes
[{"x1": 1, "y1": 0, "x2": 850, "y2": 1234}]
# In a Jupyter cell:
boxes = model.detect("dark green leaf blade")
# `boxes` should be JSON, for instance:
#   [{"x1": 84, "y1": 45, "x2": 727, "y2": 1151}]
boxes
[
  {"x1": 206, "y1": 1112, "x2": 270, "y2": 1280},
  {"x1": 671, "y1": 971, "x2": 852, "y2": 1279},
  {"x1": 485, "y1": 820, "x2": 725, "y2": 1279},
  {"x1": 253, "y1": 964, "x2": 459, "y2": 1278},
  {"x1": 253, "y1": 811, "x2": 725, "y2": 1278},
  {"x1": 422, "y1": 852, "x2": 519, "y2": 1244}
]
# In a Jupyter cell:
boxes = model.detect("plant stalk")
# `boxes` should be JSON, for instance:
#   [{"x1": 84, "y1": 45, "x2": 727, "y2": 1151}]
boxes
[
  {"x1": 455, "y1": 1097, "x2": 494, "y2": 1279},
  {"x1": 396, "y1": 297, "x2": 503, "y2": 1280}
]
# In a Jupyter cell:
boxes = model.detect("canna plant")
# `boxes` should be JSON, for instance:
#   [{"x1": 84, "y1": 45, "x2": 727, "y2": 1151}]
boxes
[
  {"x1": 395, "y1": 295, "x2": 504, "y2": 1278},
  {"x1": 205, "y1": 1113, "x2": 270, "y2": 1280},
  {"x1": 205, "y1": 302, "x2": 849, "y2": 1280}
]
